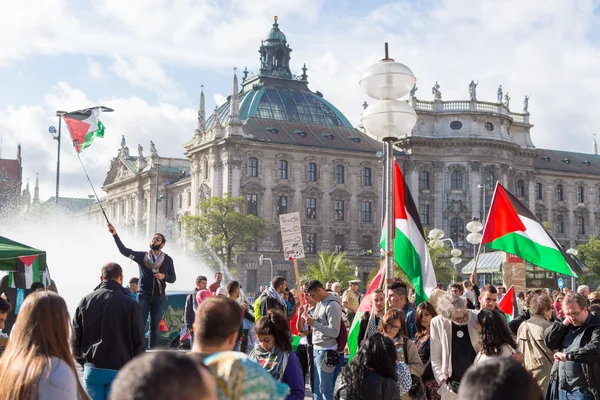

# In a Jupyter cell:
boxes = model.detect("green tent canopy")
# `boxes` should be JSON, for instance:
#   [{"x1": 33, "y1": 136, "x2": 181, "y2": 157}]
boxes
[{"x1": 0, "y1": 236, "x2": 47, "y2": 275}]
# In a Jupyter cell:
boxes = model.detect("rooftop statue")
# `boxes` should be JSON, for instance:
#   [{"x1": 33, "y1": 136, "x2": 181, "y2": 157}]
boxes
[
  {"x1": 469, "y1": 80, "x2": 478, "y2": 101},
  {"x1": 523, "y1": 95, "x2": 530, "y2": 113},
  {"x1": 432, "y1": 81, "x2": 442, "y2": 100},
  {"x1": 504, "y1": 93, "x2": 511, "y2": 108},
  {"x1": 138, "y1": 144, "x2": 144, "y2": 159},
  {"x1": 150, "y1": 140, "x2": 158, "y2": 157},
  {"x1": 410, "y1": 83, "x2": 418, "y2": 99},
  {"x1": 497, "y1": 85, "x2": 503, "y2": 103}
]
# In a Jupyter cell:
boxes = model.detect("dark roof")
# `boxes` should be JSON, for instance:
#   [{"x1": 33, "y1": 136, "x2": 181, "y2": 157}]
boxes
[
  {"x1": 42, "y1": 197, "x2": 96, "y2": 213},
  {"x1": 535, "y1": 149, "x2": 600, "y2": 175},
  {"x1": 242, "y1": 117, "x2": 381, "y2": 153}
]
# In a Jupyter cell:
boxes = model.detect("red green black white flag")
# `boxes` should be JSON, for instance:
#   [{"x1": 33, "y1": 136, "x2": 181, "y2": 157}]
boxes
[
  {"x1": 497, "y1": 285, "x2": 518, "y2": 321},
  {"x1": 481, "y1": 182, "x2": 577, "y2": 277},
  {"x1": 63, "y1": 106, "x2": 112, "y2": 153}
]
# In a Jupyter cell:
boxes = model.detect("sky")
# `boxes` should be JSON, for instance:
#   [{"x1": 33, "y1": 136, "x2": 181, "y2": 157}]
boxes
[{"x1": 2, "y1": 0, "x2": 600, "y2": 201}]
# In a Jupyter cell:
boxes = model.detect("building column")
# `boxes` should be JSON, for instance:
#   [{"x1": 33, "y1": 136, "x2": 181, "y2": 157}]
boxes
[{"x1": 469, "y1": 162, "x2": 482, "y2": 220}]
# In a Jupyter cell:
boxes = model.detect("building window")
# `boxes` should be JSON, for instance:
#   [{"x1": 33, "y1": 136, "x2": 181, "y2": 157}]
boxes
[
  {"x1": 556, "y1": 215, "x2": 565, "y2": 234},
  {"x1": 361, "y1": 202, "x2": 372, "y2": 223},
  {"x1": 277, "y1": 196, "x2": 288, "y2": 216},
  {"x1": 486, "y1": 171, "x2": 496, "y2": 189},
  {"x1": 598, "y1": 188, "x2": 600, "y2": 204},
  {"x1": 334, "y1": 235, "x2": 345, "y2": 253},
  {"x1": 278, "y1": 160, "x2": 288, "y2": 179},
  {"x1": 420, "y1": 171, "x2": 430, "y2": 190},
  {"x1": 179, "y1": 193, "x2": 182, "y2": 208},
  {"x1": 577, "y1": 216, "x2": 586, "y2": 235},
  {"x1": 450, "y1": 121, "x2": 463, "y2": 130},
  {"x1": 306, "y1": 233, "x2": 317, "y2": 254},
  {"x1": 247, "y1": 270, "x2": 258, "y2": 293},
  {"x1": 362, "y1": 236, "x2": 373, "y2": 253},
  {"x1": 335, "y1": 165, "x2": 345, "y2": 184},
  {"x1": 247, "y1": 157, "x2": 258, "y2": 177},
  {"x1": 187, "y1": 191, "x2": 191, "y2": 207},
  {"x1": 306, "y1": 198, "x2": 317, "y2": 219},
  {"x1": 307, "y1": 163, "x2": 317, "y2": 181},
  {"x1": 334, "y1": 200, "x2": 345, "y2": 221},
  {"x1": 247, "y1": 194, "x2": 258, "y2": 216},
  {"x1": 517, "y1": 180, "x2": 525, "y2": 197},
  {"x1": 577, "y1": 186, "x2": 585, "y2": 203},
  {"x1": 203, "y1": 160, "x2": 209, "y2": 180},
  {"x1": 556, "y1": 185, "x2": 564, "y2": 202},
  {"x1": 420, "y1": 205, "x2": 430, "y2": 225},
  {"x1": 170, "y1": 196, "x2": 174, "y2": 211},
  {"x1": 451, "y1": 170, "x2": 463, "y2": 190},
  {"x1": 362, "y1": 167, "x2": 372, "y2": 186},
  {"x1": 484, "y1": 122, "x2": 494, "y2": 131},
  {"x1": 450, "y1": 218, "x2": 465, "y2": 246},
  {"x1": 535, "y1": 183, "x2": 542, "y2": 200}
]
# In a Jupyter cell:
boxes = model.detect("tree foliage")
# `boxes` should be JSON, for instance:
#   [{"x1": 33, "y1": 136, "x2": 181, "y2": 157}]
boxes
[
  {"x1": 428, "y1": 244, "x2": 458, "y2": 285},
  {"x1": 182, "y1": 194, "x2": 268, "y2": 271},
  {"x1": 302, "y1": 251, "x2": 357, "y2": 285},
  {"x1": 576, "y1": 235, "x2": 600, "y2": 286}
]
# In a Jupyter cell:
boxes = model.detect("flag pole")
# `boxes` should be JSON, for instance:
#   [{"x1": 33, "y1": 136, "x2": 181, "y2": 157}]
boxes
[
  {"x1": 77, "y1": 153, "x2": 110, "y2": 225},
  {"x1": 472, "y1": 182, "x2": 500, "y2": 280}
]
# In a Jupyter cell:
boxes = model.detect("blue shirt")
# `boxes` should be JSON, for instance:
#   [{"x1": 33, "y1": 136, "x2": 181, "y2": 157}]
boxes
[
  {"x1": 124, "y1": 287, "x2": 138, "y2": 301},
  {"x1": 403, "y1": 303, "x2": 416, "y2": 340}
]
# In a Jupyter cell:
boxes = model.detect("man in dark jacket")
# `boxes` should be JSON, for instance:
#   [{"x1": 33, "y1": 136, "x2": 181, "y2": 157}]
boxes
[
  {"x1": 259, "y1": 276, "x2": 287, "y2": 317},
  {"x1": 108, "y1": 224, "x2": 176, "y2": 349},
  {"x1": 73, "y1": 262, "x2": 144, "y2": 400},
  {"x1": 184, "y1": 275, "x2": 207, "y2": 347},
  {"x1": 545, "y1": 291, "x2": 600, "y2": 400}
]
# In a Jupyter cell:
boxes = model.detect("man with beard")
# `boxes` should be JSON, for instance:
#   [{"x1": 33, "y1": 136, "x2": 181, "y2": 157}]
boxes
[
  {"x1": 357, "y1": 289, "x2": 386, "y2": 345},
  {"x1": 108, "y1": 224, "x2": 176, "y2": 349}
]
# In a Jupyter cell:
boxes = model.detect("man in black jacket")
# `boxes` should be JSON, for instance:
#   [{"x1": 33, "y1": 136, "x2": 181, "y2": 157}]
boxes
[
  {"x1": 108, "y1": 224, "x2": 176, "y2": 349},
  {"x1": 545, "y1": 292, "x2": 600, "y2": 400},
  {"x1": 258, "y1": 276, "x2": 287, "y2": 317},
  {"x1": 73, "y1": 262, "x2": 144, "y2": 400},
  {"x1": 184, "y1": 275, "x2": 207, "y2": 347}
]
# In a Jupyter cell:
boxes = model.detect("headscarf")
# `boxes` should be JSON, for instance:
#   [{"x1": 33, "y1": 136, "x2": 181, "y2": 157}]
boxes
[
  {"x1": 249, "y1": 345, "x2": 289, "y2": 382},
  {"x1": 196, "y1": 289, "x2": 213, "y2": 305}
]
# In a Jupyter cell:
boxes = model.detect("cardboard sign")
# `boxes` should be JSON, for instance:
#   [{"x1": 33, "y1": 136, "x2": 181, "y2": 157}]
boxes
[{"x1": 279, "y1": 212, "x2": 305, "y2": 260}]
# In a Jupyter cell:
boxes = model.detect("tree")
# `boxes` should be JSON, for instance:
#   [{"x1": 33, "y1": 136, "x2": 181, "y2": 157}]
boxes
[
  {"x1": 576, "y1": 235, "x2": 600, "y2": 286},
  {"x1": 302, "y1": 251, "x2": 357, "y2": 285},
  {"x1": 428, "y1": 244, "x2": 457, "y2": 285},
  {"x1": 182, "y1": 194, "x2": 268, "y2": 271}
]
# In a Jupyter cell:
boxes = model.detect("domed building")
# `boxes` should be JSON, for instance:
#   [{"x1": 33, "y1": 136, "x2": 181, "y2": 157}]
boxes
[{"x1": 97, "y1": 17, "x2": 600, "y2": 294}]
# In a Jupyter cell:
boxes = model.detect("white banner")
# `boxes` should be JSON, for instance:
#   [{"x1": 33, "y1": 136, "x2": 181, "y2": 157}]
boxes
[{"x1": 279, "y1": 212, "x2": 305, "y2": 260}]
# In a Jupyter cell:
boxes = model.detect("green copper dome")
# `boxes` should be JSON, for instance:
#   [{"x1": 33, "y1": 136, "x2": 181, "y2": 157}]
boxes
[{"x1": 265, "y1": 17, "x2": 286, "y2": 43}]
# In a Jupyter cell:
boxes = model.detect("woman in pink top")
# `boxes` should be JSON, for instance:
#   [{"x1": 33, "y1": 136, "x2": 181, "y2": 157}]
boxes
[{"x1": 196, "y1": 289, "x2": 213, "y2": 305}]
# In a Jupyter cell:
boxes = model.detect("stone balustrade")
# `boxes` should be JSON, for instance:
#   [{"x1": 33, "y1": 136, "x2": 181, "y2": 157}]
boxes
[{"x1": 411, "y1": 98, "x2": 530, "y2": 124}]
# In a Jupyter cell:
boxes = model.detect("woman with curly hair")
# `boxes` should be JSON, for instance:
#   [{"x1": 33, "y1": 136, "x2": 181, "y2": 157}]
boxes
[
  {"x1": 415, "y1": 302, "x2": 440, "y2": 400},
  {"x1": 475, "y1": 309, "x2": 518, "y2": 364},
  {"x1": 0, "y1": 291, "x2": 88, "y2": 399},
  {"x1": 334, "y1": 333, "x2": 401, "y2": 399},
  {"x1": 249, "y1": 310, "x2": 304, "y2": 400}
]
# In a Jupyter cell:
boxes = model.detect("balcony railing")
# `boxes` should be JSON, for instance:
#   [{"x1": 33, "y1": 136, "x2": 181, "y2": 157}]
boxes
[{"x1": 411, "y1": 98, "x2": 530, "y2": 124}]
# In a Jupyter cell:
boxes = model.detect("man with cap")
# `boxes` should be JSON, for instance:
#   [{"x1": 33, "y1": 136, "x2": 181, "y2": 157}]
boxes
[{"x1": 342, "y1": 280, "x2": 360, "y2": 325}]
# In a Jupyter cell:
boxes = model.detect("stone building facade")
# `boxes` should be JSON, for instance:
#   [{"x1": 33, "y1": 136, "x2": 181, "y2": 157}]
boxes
[{"x1": 90, "y1": 18, "x2": 600, "y2": 292}]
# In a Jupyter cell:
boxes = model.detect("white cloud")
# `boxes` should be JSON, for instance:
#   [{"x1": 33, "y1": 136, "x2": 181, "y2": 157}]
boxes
[
  {"x1": 87, "y1": 57, "x2": 103, "y2": 79},
  {"x1": 213, "y1": 94, "x2": 227, "y2": 107}
]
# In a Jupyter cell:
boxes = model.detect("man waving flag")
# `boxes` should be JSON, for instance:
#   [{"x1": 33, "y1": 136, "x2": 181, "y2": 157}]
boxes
[
  {"x1": 481, "y1": 182, "x2": 578, "y2": 277},
  {"x1": 63, "y1": 106, "x2": 113, "y2": 153}
]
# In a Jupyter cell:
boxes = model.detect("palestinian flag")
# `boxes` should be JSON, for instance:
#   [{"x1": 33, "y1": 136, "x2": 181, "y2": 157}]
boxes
[
  {"x1": 63, "y1": 106, "x2": 112, "y2": 153},
  {"x1": 380, "y1": 161, "x2": 437, "y2": 305},
  {"x1": 497, "y1": 285, "x2": 518, "y2": 321},
  {"x1": 481, "y1": 183, "x2": 577, "y2": 277},
  {"x1": 347, "y1": 261, "x2": 385, "y2": 360},
  {"x1": 19, "y1": 255, "x2": 40, "y2": 288}
]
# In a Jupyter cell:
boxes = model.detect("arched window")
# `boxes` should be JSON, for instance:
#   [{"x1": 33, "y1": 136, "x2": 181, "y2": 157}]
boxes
[
  {"x1": 450, "y1": 218, "x2": 465, "y2": 246},
  {"x1": 362, "y1": 167, "x2": 372, "y2": 186},
  {"x1": 247, "y1": 158, "x2": 258, "y2": 177},
  {"x1": 203, "y1": 160, "x2": 209, "y2": 180},
  {"x1": 486, "y1": 171, "x2": 496, "y2": 189},
  {"x1": 451, "y1": 170, "x2": 463, "y2": 190},
  {"x1": 517, "y1": 180, "x2": 525, "y2": 197},
  {"x1": 577, "y1": 186, "x2": 585, "y2": 203},
  {"x1": 307, "y1": 163, "x2": 317, "y2": 181},
  {"x1": 577, "y1": 216, "x2": 586, "y2": 235},
  {"x1": 420, "y1": 171, "x2": 430, "y2": 190},
  {"x1": 556, "y1": 185, "x2": 564, "y2": 202},
  {"x1": 278, "y1": 160, "x2": 288, "y2": 179},
  {"x1": 335, "y1": 165, "x2": 345, "y2": 184},
  {"x1": 556, "y1": 214, "x2": 565, "y2": 234},
  {"x1": 535, "y1": 183, "x2": 543, "y2": 200}
]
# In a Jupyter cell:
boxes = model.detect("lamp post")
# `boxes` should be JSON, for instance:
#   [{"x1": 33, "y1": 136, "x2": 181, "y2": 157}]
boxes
[
  {"x1": 259, "y1": 255, "x2": 274, "y2": 282},
  {"x1": 428, "y1": 229, "x2": 462, "y2": 282},
  {"x1": 360, "y1": 43, "x2": 417, "y2": 285},
  {"x1": 566, "y1": 248, "x2": 579, "y2": 290},
  {"x1": 48, "y1": 111, "x2": 67, "y2": 203}
]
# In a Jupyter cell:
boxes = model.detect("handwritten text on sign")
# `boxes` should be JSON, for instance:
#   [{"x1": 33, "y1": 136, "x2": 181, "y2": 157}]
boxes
[{"x1": 279, "y1": 212, "x2": 305, "y2": 260}]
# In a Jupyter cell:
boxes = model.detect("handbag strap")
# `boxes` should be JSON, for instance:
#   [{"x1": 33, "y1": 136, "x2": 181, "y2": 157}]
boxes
[{"x1": 525, "y1": 321, "x2": 554, "y2": 364}]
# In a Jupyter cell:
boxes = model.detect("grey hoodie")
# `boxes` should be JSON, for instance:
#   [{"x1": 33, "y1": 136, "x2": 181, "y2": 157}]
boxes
[{"x1": 312, "y1": 294, "x2": 342, "y2": 350}]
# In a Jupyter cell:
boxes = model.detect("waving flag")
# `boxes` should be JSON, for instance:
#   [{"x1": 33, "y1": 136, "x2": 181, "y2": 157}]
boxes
[
  {"x1": 482, "y1": 183, "x2": 577, "y2": 277},
  {"x1": 18, "y1": 255, "x2": 39, "y2": 288},
  {"x1": 497, "y1": 285, "x2": 518, "y2": 321},
  {"x1": 380, "y1": 161, "x2": 436, "y2": 305},
  {"x1": 347, "y1": 261, "x2": 385, "y2": 360},
  {"x1": 63, "y1": 106, "x2": 112, "y2": 153}
]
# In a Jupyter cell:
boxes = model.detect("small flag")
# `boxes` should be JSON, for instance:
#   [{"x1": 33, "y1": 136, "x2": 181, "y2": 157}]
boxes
[
  {"x1": 7, "y1": 272, "x2": 15, "y2": 288},
  {"x1": 498, "y1": 285, "x2": 518, "y2": 321},
  {"x1": 43, "y1": 268, "x2": 51, "y2": 287},
  {"x1": 180, "y1": 325, "x2": 190, "y2": 342},
  {"x1": 63, "y1": 106, "x2": 112, "y2": 153},
  {"x1": 380, "y1": 161, "x2": 437, "y2": 305},
  {"x1": 481, "y1": 183, "x2": 578, "y2": 277},
  {"x1": 18, "y1": 255, "x2": 39, "y2": 289},
  {"x1": 347, "y1": 261, "x2": 385, "y2": 360}
]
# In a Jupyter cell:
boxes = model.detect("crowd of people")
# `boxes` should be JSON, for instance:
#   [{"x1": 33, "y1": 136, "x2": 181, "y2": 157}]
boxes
[{"x1": 1, "y1": 226, "x2": 600, "y2": 400}]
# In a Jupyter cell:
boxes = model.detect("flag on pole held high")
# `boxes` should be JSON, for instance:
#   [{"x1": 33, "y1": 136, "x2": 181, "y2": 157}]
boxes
[
  {"x1": 497, "y1": 285, "x2": 519, "y2": 321},
  {"x1": 63, "y1": 106, "x2": 112, "y2": 153},
  {"x1": 481, "y1": 182, "x2": 578, "y2": 277},
  {"x1": 347, "y1": 261, "x2": 385, "y2": 360},
  {"x1": 380, "y1": 161, "x2": 437, "y2": 305}
]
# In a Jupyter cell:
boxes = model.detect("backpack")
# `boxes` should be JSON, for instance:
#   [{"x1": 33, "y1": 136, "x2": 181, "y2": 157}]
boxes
[
  {"x1": 402, "y1": 340, "x2": 426, "y2": 400},
  {"x1": 336, "y1": 317, "x2": 348, "y2": 352}
]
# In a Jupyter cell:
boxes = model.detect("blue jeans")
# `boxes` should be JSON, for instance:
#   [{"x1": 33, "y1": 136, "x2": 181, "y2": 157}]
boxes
[
  {"x1": 138, "y1": 293, "x2": 164, "y2": 349},
  {"x1": 559, "y1": 388, "x2": 593, "y2": 400},
  {"x1": 83, "y1": 364, "x2": 119, "y2": 400},
  {"x1": 313, "y1": 349, "x2": 339, "y2": 400}
]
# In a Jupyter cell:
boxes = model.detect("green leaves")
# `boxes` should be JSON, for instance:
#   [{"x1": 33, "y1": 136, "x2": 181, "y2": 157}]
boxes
[{"x1": 302, "y1": 251, "x2": 357, "y2": 285}]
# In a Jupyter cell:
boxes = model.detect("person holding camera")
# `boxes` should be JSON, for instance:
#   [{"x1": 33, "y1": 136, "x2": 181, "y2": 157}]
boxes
[{"x1": 108, "y1": 224, "x2": 176, "y2": 349}]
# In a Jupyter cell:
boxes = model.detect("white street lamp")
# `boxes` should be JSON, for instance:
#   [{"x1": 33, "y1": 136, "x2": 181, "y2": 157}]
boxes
[
  {"x1": 566, "y1": 248, "x2": 579, "y2": 290},
  {"x1": 360, "y1": 43, "x2": 417, "y2": 284}
]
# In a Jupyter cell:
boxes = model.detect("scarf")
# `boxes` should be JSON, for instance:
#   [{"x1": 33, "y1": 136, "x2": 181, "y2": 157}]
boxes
[
  {"x1": 366, "y1": 310, "x2": 383, "y2": 339},
  {"x1": 143, "y1": 251, "x2": 165, "y2": 272},
  {"x1": 266, "y1": 286, "x2": 286, "y2": 308},
  {"x1": 249, "y1": 345, "x2": 289, "y2": 382}
]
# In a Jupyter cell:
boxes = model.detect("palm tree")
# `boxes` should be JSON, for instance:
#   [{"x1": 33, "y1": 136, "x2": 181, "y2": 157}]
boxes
[{"x1": 302, "y1": 251, "x2": 357, "y2": 286}]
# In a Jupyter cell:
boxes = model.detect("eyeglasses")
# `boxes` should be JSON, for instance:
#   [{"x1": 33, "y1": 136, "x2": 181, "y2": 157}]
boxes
[
  {"x1": 151, "y1": 237, "x2": 162, "y2": 242},
  {"x1": 565, "y1": 309, "x2": 584, "y2": 317},
  {"x1": 387, "y1": 324, "x2": 402, "y2": 330}
]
